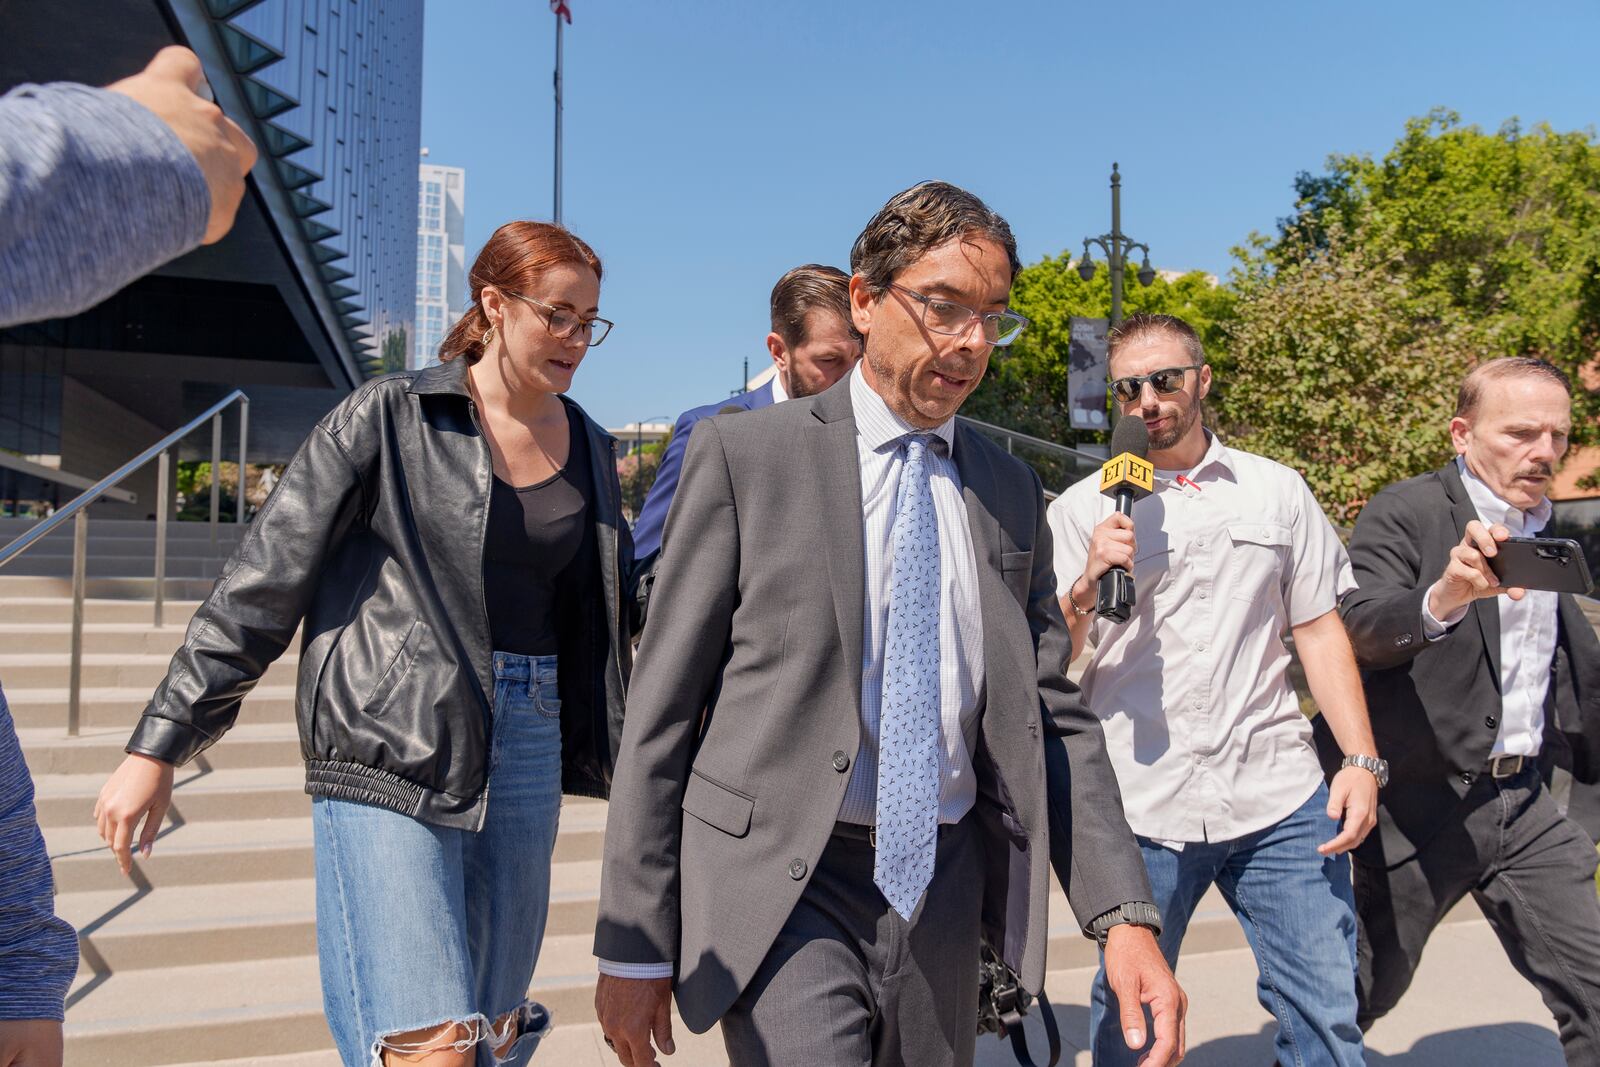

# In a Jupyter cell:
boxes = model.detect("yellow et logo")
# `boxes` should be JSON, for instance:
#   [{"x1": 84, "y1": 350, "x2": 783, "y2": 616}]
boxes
[{"x1": 1099, "y1": 453, "x2": 1155, "y2": 494}]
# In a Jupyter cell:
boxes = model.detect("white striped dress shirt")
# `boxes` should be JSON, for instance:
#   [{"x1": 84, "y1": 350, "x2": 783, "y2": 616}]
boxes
[{"x1": 837, "y1": 366, "x2": 985, "y2": 826}]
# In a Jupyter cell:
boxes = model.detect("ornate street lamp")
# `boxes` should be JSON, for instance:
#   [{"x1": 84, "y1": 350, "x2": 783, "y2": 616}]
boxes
[{"x1": 1076, "y1": 163, "x2": 1155, "y2": 327}]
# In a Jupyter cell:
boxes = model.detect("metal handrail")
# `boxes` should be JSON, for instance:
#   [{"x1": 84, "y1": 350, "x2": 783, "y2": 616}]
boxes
[
  {"x1": 0, "y1": 390, "x2": 250, "y2": 734},
  {"x1": 956, "y1": 415, "x2": 1105, "y2": 501},
  {"x1": 0, "y1": 451, "x2": 138, "y2": 505},
  {"x1": 955, "y1": 415, "x2": 1105, "y2": 465}
]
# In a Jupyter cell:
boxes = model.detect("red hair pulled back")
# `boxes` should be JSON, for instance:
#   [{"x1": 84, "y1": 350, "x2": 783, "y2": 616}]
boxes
[{"x1": 436, "y1": 221, "x2": 603, "y2": 363}]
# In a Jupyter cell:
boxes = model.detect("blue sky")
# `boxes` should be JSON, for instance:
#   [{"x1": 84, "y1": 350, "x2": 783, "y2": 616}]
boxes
[{"x1": 419, "y1": 0, "x2": 1600, "y2": 430}]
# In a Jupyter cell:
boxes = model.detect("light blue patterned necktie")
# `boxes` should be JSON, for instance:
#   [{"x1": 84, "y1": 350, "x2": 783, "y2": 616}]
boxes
[{"x1": 874, "y1": 432, "x2": 942, "y2": 921}]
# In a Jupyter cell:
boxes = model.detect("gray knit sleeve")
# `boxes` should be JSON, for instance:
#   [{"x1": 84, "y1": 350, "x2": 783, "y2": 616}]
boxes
[
  {"x1": 0, "y1": 81, "x2": 211, "y2": 328},
  {"x1": 0, "y1": 683, "x2": 77, "y2": 1021}
]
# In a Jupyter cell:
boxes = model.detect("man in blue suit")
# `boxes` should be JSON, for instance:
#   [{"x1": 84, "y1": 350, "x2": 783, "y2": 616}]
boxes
[{"x1": 632, "y1": 264, "x2": 862, "y2": 561}]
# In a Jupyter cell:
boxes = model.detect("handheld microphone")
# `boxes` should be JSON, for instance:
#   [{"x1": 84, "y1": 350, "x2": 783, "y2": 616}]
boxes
[{"x1": 1095, "y1": 417, "x2": 1153, "y2": 623}]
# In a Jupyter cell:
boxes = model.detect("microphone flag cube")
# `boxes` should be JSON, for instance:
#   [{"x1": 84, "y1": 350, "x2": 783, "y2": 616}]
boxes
[{"x1": 1099, "y1": 452, "x2": 1154, "y2": 500}]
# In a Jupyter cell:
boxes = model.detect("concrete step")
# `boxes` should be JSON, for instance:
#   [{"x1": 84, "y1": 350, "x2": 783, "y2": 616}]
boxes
[
  {"x1": 0, "y1": 622, "x2": 233, "y2": 656},
  {"x1": 0, "y1": 598, "x2": 204, "y2": 624},
  {"x1": 34, "y1": 765, "x2": 313, "y2": 827},
  {"x1": 0, "y1": 575, "x2": 219, "y2": 599},
  {"x1": 17, "y1": 722, "x2": 301, "y2": 775},
  {"x1": 0, "y1": 653, "x2": 299, "y2": 692},
  {"x1": 64, "y1": 954, "x2": 329, "y2": 1067},
  {"x1": 4, "y1": 683, "x2": 296, "y2": 729},
  {"x1": 0, "y1": 517, "x2": 247, "y2": 537},
  {"x1": 2, "y1": 554, "x2": 228, "y2": 578},
  {"x1": 47, "y1": 810, "x2": 609, "y2": 906},
  {"x1": 164, "y1": 1054, "x2": 341, "y2": 1067}
]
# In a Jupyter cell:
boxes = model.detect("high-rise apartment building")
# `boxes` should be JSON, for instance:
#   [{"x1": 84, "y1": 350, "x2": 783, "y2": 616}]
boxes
[{"x1": 414, "y1": 160, "x2": 467, "y2": 369}]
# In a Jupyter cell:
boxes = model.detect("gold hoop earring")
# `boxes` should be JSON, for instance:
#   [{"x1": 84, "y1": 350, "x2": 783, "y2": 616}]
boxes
[{"x1": 481, "y1": 325, "x2": 498, "y2": 347}]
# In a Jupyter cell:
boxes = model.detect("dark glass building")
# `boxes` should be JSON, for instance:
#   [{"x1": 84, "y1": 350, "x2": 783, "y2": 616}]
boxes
[{"x1": 0, "y1": 0, "x2": 422, "y2": 517}]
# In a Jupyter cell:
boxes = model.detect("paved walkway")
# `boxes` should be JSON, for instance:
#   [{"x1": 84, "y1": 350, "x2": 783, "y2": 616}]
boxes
[{"x1": 534, "y1": 916, "x2": 1560, "y2": 1066}]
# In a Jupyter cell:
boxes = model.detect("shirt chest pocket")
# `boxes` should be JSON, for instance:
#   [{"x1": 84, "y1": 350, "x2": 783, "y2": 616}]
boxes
[{"x1": 1226, "y1": 522, "x2": 1292, "y2": 604}]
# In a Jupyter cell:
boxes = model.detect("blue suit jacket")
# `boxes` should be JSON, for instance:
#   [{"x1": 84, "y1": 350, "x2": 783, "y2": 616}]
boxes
[{"x1": 631, "y1": 379, "x2": 776, "y2": 561}]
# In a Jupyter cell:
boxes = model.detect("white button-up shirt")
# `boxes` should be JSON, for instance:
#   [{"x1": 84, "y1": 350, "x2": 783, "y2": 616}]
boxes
[
  {"x1": 838, "y1": 366, "x2": 985, "y2": 826},
  {"x1": 1047, "y1": 433, "x2": 1354, "y2": 843},
  {"x1": 1421, "y1": 458, "x2": 1558, "y2": 758}
]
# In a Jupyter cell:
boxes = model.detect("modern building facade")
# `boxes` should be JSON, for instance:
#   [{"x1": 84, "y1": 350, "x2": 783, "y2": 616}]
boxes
[
  {"x1": 414, "y1": 159, "x2": 467, "y2": 369},
  {"x1": 0, "y1": 0, "x2": 422, "y2": 517}
]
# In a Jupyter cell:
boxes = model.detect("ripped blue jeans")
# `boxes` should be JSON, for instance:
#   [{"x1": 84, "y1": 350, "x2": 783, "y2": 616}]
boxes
[{"x1": 314, "y1": 652, "x2": 563, "y2": 1066}]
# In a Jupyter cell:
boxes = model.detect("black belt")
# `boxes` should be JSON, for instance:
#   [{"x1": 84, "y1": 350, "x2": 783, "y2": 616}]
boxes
[{"x1": 832, "y1": 821, "x2": 960, "y2": 847}]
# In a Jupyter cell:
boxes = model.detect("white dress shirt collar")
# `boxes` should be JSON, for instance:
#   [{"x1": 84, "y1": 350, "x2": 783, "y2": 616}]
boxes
[
  {"x1": 1152, "y1": 429, "x2": 1238, "y2": 483},
  {"x1": 768, "y1": 368, "x2": 788, "y2": 405},
  {"x1": 1457, "y1": 456, "x2": 1553, "y2": 535},
  {"x1": 848, "y1": 365, "x2": 957, "y2": 455}
]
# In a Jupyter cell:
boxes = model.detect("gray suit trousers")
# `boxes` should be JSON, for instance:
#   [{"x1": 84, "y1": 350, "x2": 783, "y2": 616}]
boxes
[{"x1": 720, "y1": 816, "x2": 982, "y2": 1067}]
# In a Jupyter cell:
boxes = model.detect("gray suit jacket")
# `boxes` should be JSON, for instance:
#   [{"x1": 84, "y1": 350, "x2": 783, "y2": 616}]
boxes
[
  {"x1": 594, "y1": 376, "x2": 1150, "y2": 1033},
  {"x1": 1312, "y1": 460, "x2": 1600, "y2": 866}
]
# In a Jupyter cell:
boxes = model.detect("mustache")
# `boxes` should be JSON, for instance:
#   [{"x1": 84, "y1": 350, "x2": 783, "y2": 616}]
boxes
[{"x1": 1517, "y1": 464, "x2": 1553, "y2": 480}]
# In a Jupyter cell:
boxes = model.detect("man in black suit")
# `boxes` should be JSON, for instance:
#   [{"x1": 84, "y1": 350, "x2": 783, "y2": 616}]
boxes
[{"x1": 1314, "y1": 356, "x2": 1600, "y2": 1062}]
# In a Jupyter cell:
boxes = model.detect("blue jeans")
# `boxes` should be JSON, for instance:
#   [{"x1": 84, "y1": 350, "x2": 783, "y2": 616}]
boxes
[
  {"x1": 314, "y1": 652, "x2": 564, "y2": 1067},
  {"x1": 1090, "y1": 782, "x2": 1362, "y2": 1067}
]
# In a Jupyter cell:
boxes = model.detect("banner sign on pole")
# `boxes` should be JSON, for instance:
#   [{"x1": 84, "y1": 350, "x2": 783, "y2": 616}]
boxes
[{"x1": 1068, "y1": 316, "x2": 1110, "y2": 432}]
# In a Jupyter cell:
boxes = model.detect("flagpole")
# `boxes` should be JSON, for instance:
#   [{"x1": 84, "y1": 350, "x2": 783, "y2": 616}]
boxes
[{"x1": 552, "y1": 9, "x2": 563, "y2": 225}]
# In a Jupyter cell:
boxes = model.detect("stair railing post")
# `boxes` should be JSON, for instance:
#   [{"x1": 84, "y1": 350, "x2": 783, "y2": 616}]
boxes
[
  {"x1": 210, "y1": 413, "x2": 222, "y2": 548},
  {"x1": 154, "y1": 449, "x2": 170, "y2": 629},
  {"x1": 236, "y1": 399, "x2": 249, "y2": 524},
  {"x1": 68, "y1": 509, "x2": 87, "y2": 737}
]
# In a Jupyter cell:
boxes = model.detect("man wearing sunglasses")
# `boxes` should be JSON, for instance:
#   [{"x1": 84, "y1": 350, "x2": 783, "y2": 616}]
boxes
[
  {"x1": 1046, "y1": 312, "x2": 1382, "y2": 1067},
  {"x1": 595, "y1": 183, "x2": 1181, "y2": 1067}
]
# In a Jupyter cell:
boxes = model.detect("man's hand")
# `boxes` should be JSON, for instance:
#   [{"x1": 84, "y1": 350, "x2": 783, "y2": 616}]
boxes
[
  {"x1": 95, "y1": 752, "x2": 175, "y2": 876},
  {"x1": 1103, "y1": 924, "x2": 1186, "y2": 1066},
  {"x1": 595, "y1": 975, "x2": 674, "y2": 1067},
  {"x1": 1318, "y1": 765, "x2": 1379, "y2": 856},
  {"x1": 0, "y1": 1018, "x2": 63, "y2": 1067},
  {"x1": 1068, "y1": 512, "x2": 1138, "y2": 613},
  {"x1": 108, "y1": 46, "x2": 257, "y2": 244},
  {"x1": 1428, "y1": 520, "x2": 1524, "y2": 622}
]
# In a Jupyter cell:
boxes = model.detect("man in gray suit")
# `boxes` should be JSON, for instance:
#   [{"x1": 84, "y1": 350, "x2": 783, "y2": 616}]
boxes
[{"x1": 593, "y1": 181, "x2": 1184, "y2": 1067}]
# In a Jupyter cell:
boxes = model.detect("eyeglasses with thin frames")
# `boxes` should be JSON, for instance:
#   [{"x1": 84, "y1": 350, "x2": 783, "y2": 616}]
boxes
[
  {"x1": 504, "y1": 290, "x2": 614, "y2": 347},
  {"x1": 887, "y1": 284, "x2": 1029, "y2": 347},
  {"x1": 1108, "y1": 364, "x2": 1202, "y2": 404}
]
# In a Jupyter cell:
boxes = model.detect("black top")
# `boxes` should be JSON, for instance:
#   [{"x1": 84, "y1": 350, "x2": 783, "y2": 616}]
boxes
[{"x1": 484, "y1": 403, "x2": 596, "y2": 656}]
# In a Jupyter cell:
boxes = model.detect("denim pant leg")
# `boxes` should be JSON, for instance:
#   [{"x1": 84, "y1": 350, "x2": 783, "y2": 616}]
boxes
[
  {"x1": 1217, "y1": 782, "x2": 1363, "y2": 1067},
  {"x1": 314, "y1": 797, "x2": 477, "y2": 1067},
  {"x1": 462, "y1": 652, "x2": 565, "y2": 1066},
  {"x1": 1090, "y1": 839, "x2": 1226, "y2": 1066}
]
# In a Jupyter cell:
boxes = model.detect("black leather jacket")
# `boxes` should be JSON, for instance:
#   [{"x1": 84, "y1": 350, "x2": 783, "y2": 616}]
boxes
[{"x1": 127, "y1": 359, "x2": 636, "y2": 829}]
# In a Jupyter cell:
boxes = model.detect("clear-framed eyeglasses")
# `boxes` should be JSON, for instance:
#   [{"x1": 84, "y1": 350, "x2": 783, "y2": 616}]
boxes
[
  {"x1": 888, "y1": 284, "x2": 1029, "y2": 347},
  {"x1": 504, "y1": 290, "x2": 614, "y2": 347}
]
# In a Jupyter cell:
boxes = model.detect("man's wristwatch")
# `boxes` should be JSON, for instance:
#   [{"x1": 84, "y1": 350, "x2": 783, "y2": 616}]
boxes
[
  {"x1": 1341, "y1": 753, "x2": 1389, "y2": 788},
  {"x1": 1089, "y1": 901, "x2": 1163, "y2": 946}
]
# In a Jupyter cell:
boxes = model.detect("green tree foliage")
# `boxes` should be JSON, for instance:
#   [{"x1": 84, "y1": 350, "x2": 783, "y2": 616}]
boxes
[
  {"x1": 1225, "y1": 109, "x2": 1600, "y2": 519},
  {"x1": 1223, "y1": 219, "x2": 1483, "y2": 524},
  {"x1": 964, "y1": 259, "x2": 1235, "y2": 446}
]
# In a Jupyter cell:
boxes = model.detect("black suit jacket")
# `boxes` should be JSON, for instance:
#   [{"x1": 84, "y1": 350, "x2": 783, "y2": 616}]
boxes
[{"x1": 1312, "y1": 460, "x2": 1600, "y2": 866}]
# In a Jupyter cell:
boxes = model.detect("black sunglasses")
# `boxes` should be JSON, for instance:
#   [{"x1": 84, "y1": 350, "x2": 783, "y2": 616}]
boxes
[{"x1": 1109, "y1": 364, "x2": 1202, "y2": 404}]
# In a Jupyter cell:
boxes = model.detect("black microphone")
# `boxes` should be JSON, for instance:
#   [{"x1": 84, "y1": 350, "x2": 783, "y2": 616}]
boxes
[{"x1": 1095, "y1": 417, "x2": 1153, "y2": 623}]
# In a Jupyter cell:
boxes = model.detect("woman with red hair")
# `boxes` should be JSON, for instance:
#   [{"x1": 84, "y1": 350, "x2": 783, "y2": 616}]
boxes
[{"x1": 95, "y1": 221, "x2": 633, "y2": 1067}]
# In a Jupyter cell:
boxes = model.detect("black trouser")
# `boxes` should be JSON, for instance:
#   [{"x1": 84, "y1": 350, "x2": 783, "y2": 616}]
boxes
[
  {"x1": 1355, "y1": 764, "x2": 1600, "y2": 1064},
  {"x1": 719, "y1": 815, "x2": 983, "y2": 1067}
]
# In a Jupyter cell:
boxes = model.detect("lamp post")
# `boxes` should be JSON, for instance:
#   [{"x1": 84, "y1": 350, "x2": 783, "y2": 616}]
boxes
[{"x1": 1076, "y1": 162, "x2": 1156, "y2": 328}]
